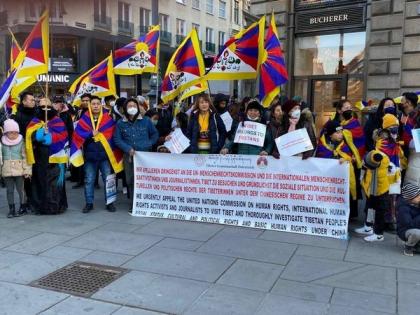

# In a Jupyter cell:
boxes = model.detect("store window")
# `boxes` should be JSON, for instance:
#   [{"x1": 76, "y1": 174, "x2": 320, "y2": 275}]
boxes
[
  {"x1": 294, "y1": 32, "x2": 365, "y2": 76},
  {"x1": 51, "y1": 37, "x2": 78, "y2": 72},
  {"x1": 120, "y1": 76, "x2": 136, "y2": 98}
]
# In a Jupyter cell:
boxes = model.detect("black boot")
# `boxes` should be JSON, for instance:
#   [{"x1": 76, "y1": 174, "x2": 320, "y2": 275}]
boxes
[
  {"x1": 18, "y1": 203, "x2": 29, "y2": 216},
  {"x1": 106, "y1": 203, "x2": 116, "y2": 212},
  {"x1": 7, "y1": 204, "x2": 16, "y2": 218},
  {"x1": 82, "y1": 204, "x2": 93, "y2": 213}
]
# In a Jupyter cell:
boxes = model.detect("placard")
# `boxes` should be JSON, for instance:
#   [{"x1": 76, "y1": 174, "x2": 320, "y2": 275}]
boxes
[
  {"x1": 412, "y1": 129, "x2": 420, "y2": 153},
  {"x1": 234, "y1": 121, "x2": 266, "y2": 147},
  {"x1": 164, "y1": 128, "x2": 191, "y2": 154},
  {"x1": 133, "y1": 152, "x2": 350, "y2": 239},
  {"x1": 105, "y1": 174, "x2": 117, "y2": 205},
  {"x1": 220, "y1": 111, "x2": 233, "y2": 132},
  {"x1": 275, "y1": 128, "x2": 314, "y2": 156}
]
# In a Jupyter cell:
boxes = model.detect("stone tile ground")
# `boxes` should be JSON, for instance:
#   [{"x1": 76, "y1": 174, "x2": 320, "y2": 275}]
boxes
[{"x1": 0, "y1": 186, "x2": 419, "y2": 314}]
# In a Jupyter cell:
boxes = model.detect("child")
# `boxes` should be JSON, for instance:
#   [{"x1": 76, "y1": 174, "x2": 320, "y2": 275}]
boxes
[
  {"x1": 355, "y1": 150, "x2": 391, "y2": 241},
  {"x1": 0, "y1": 119, "x2": 32, "y2": 218},
  {"x1": 397, "y1": 183, "x2": 420, "y2": 256}
]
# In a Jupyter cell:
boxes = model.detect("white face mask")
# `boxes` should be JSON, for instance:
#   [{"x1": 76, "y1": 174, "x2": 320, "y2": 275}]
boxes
[
  {"x1": 127, "y1": 107, "x2": 138, "y2": 116},
  {"x1": 290, "y1": 109, "x2": 301, "y2": 120},
  {"x1": 110, "y1": 101, "x2": 115, "y2": 107},
  {"x1": 247, "y1": 114, "x2": 259, "y2": 121}
]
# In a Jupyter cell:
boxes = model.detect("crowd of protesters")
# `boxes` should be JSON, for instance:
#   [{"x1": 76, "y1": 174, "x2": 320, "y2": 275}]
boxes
[{"x1": 0, "y1": 90, "x2": 419, "y2": 256}]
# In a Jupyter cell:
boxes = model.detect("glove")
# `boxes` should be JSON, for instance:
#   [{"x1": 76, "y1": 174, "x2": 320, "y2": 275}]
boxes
[
  {"x1": 42, "y1": 133, "x2": 52, "y2": 146},
  {"x1": 35, "y1": 128, "x2": 45, "y2": 142}
]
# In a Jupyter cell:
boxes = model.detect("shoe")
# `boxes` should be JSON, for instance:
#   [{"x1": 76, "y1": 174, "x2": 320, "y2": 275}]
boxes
[
  {"x1": 404, "y1": 245, "x2": 414, "y2": 257},
  {"x1": 354, "y1": 225, "x2": 373, "y2": 235},
  {"x1": 7, "y1": 204, "x2": 15, "y2": 218},
  {"x1": 82, "y1": 204, "x2": 93, "y2": 213},
  {"x1": 106, "y1": 203, "x2": 116, "y2": 212},
  {"x1": 72, "y1": 183, "x2": 83, "y2": 189},
  {"x1": 364, "y1": 233, "x2": 384, "y2": 242},
  {"x1": 123, "y1": 187, "x2": 128, "y2": 195},
  {"x1": 18, "y1": 203, "x2": 29, "y2": 216}
]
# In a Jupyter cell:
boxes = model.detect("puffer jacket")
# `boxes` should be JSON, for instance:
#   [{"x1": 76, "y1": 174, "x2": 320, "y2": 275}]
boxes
[{"x1": 0, "y1": 140, "x2": 32, "y2": 177}]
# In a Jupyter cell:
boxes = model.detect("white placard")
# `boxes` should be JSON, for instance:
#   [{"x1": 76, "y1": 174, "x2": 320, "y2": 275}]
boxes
[
  {"x1": 220, "y1": 111, "x2": 233, "y2": 132},
  {"x1": 163, "y1": 128, "x2": 191, "y2": 154},
  {"x1": 133, "y1": 152, "x2": 350, "y2": 239},
  {"x1": 275, "y1": 128, "x2": 314, "y2": 157},
  {"x1": 105, "y1": 174, "x2": 117, "y2": 205},
  {"x1": 234, "y1": 121, "x2": 266, "y2": 147},
  {"x1": 412, "y1": 129, "x2": 420, "y2": 153}
]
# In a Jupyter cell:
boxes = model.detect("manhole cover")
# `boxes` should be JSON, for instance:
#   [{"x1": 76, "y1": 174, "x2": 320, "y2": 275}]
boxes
[{"x1": 30, "y1": 262, "x2": 128, "y2": 297}]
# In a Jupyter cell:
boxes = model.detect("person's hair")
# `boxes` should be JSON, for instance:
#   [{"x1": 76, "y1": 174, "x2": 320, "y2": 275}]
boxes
[
  {"x1": 192, "y1": 93, "x2": 216, "y2": 112},
  {"x1": 145, "y1": 109, "x2": 159, "y2": 119},
  {"x1": 377, "y1": 98, "x2": 395, "y2": 115},
  {"x1": 104, "y1": 95, "x2": 116, "y2": 103},
  {"x1": 240, "y1": 96, "x2": 251, "y2": 112},
  {"x1": 80, "y1": 93, "x2": 92, "y2": 100},
  {"x1": 270, "y1": 102, "x2": 282, "y2": 120},
  {"x1": 115, "y1": 97, "x2": 127, "y2": 109},
  {"x1": 333, "y1": 99, "x2": 351, "y2": 111},
  {"x1": 90, "y1": 96, "x2": 101, "y2": 103},
  {"x1": 122, "y1": 98, "x2": 139, "y2": 117},
  {"x1": 20, "y1": 92, "x2": 33, "y2": 103},
  {"x1": 403, "y1": 92, "x2": 418, "y2": 106},
  {"x1": 176, "y1": 112, "x2": 188, "y2": 130}
]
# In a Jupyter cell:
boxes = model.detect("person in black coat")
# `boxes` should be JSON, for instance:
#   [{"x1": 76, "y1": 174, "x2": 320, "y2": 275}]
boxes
[{"x1": 397, "y1": 183, "x2": 420, "y2": 256}]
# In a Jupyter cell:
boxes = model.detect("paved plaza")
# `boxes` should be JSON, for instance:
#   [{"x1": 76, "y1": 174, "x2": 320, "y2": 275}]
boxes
[{"x1": 0, "y1": 185, "x2": 419, "y2": 315}]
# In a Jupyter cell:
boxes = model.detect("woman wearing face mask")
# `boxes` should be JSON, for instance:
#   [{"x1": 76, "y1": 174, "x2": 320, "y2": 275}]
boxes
[
  {"x1": 277, "y1": 100, "x2": 316, "y2": 159},
  {"x1": 267, "y1": 102, "x2": 284, "y2": 159},
  {"x1": 187, "y1": 94, "x2": 226, "y2": 154},
  {"x1": 220, "y1": 101, "x2": 273, "y2": 155},
  {"x1": 364, "y1": 98, "x2": 398, "y2": 152},
  {"x1": 113, "y1": 98, "x2": 159, "y2": 208}
]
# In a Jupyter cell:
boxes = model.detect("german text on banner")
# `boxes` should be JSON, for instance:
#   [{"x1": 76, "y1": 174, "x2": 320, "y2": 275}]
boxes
[
  {"x1": 206, "y1": 16, "x2": 265, "y2": 80},
  {"x1": 133, "y1": 152, "x2": 351, "y2": 240},
  {"x1": 113, "y1": 25, "x2": 159, "y2": 75}
]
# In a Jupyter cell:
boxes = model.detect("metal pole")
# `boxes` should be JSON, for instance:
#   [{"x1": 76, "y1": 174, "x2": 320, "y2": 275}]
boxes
[{"x1": 151, "y1": 0, "x2": 159, "y2": 106}]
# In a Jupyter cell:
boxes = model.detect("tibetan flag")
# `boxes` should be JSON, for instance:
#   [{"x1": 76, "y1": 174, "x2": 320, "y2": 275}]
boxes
[
  {"x1": 69, "y1": 53, "x2": 116, "y2": 106},
  {"x1": 206, "y1": 16, "x2": 265, "y2": 80},
  {"x1": 17, "y1": 10, "x2": 49, "y2": 79},
  {"x1": 161, "y1": 28, "x2": 205, "y2": 103},
  {"x1": 179, "y1": 80, "x2": 208, "y2": 102},
  {"x1": 259, "y1": 13, "x2": 288, "y2": 108},
  {"x1": 114, "y1": 25, "x2": 159, "y2": 75},
  {"x1": 0, "y1": 69, "x2": 18, "y2": 111},
  {"x1": 9, "y1": 28, "x2": 23, "y2": 71}
]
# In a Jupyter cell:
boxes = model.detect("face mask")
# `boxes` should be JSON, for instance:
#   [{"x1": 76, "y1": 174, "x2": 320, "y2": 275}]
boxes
[
  {"x1": 290, "y1": 109, "x2": 301, "y2": 120},
  {"x1": 127, "y1": 107, "x2": 138, "y2": 116},
  {"x1": 342, "y1": 110, "x2": 353, "y2": 120},
  {"x1": 384, "y1": 107, "x2": 396, "y2": 115},
  {"x1": 152, "y1": 120, "x2": 158, "y2": 126},
  {"x1": 247, "y1": 114, "x2": 259, "y2": 121},
  {"x1": 110, "y1": 101, "x2": 116, "y2": 107}
]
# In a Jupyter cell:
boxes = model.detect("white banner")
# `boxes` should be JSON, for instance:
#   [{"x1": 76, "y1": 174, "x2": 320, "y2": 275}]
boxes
[
  {"x1": 133, "y1": 152, "x2": 350, "y2": 239},
  {"x1": 234, "y1": 121, "x2": 266, "y2": 147}
]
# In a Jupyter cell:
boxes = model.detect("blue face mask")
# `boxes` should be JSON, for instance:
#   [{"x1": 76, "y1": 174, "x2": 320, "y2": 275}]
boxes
[{"x1": 384, "y1": 107, "x2": 396, "y2": 115}]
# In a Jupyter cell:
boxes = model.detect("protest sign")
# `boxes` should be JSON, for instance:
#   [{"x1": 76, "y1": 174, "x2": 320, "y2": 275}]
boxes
[
  {"x1": 234, "y1": 121, "x2": 266, "y2": 147},
  {"x1": 105, "y1": 174, "x2": 117, "y2": 205},
  {"x1": 412, "y1": 128, "x2": 420, "y2": 153},
  {"x1": 164, "y1": 128, "x2": 191, "y2": 154},
  {"x1": 220, "y1": 111, "x2": 233, "y2": 132},
  {"x1": 275, "y1": 128, "x2": 314, "y2": 156},
  {"x1": 133, "y1": 152, "x2": 350, "y2": 239}
]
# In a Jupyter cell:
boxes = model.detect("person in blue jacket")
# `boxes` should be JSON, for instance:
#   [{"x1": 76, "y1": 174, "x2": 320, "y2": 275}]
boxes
[{"x1": 113, "y1": 98, "x2": 159, "y2": 209}]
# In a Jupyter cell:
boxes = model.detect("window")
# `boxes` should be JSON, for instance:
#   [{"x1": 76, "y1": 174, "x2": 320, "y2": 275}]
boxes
[
  {"x1": 176, "y1": 0, "x2": 186, "y2": 4},
  {"x1": 206, "y1": 27, "x2": 214, "y2": 43},
  {"x1": 160, "y1": 14, "x2": 169, "y2": 32},
  {"x1": 26, "y1": 1, "x2": 65, "y2": 22},
  {"x1": 51, "y1": 37, "x2": 78, "y2": 72},
  {"x1": 192, "y1": 0, "x2": 200, "y2": 10},
  {"x1": 176, "y1": 19, "x2": 186, "y2": 36},
  {"x1": 206, "y1": 0, "x2": 213, "y2": 14},
  {"x1": 218, "y1": 31, "x2": 225, "y2": 47},
  {"x1": 94, "y1": 0, "x2": 107, "y2": 23},
  {"x1": 234, "y1": 0, "x2": 239, "y2": 24},
  {"x1": 219, "y1": 1, "x2": 226, "y2": 18},
  {"x1": 192, "y1": 23, "x2": 200, "y2": 38},
  {"x1": 118, "y1": 1, "x2": 130, "y2": 22},
  {"x1": 140, "y1": 8, "x2": 151, "y2": 28}
]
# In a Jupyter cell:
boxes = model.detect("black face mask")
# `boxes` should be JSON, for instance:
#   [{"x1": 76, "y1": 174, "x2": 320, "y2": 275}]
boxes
[
  {"x1": 342, "y1": 110, "x2": 353, "y2": 120},
  {"x1": 384, "y1": 107, "x2": 396, "y2": 115}
]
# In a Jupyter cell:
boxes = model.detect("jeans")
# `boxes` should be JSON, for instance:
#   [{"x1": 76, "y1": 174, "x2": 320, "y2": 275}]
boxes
[
  {"x1": 84, "y1": 159, "x2": 111, "y2": 205},
  {"x1": 4, "y1": 176, "x2": 24, "y2": 205}
]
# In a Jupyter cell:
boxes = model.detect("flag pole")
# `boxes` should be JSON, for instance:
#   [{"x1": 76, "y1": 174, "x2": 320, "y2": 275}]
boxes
[{"x1": 45, "y1": 10, "x2": 50, "y2": 129}]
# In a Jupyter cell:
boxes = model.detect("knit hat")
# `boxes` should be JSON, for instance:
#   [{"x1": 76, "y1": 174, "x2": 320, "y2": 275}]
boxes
[
  {"x1": 402, "y1": 183, "x2": 420, "y2": 201},
  {"x1": 246, "y1": 100, "x2": 263, "y2": 115},
  {"x1": 364, "y1": 150, "x2": 383, "y2": 169},
  {"x1": 282, "y1": 100, "x2": 299, "y2": 115},
  {"x1": 324, "y1": 120, "x2": 343, "y2": 136},
  {"x1": 3, "y1": 119, "x2": 19, "y2": 133},
  {"x1": 382, "y1": 114, "x2": 399, "y2": 129}
]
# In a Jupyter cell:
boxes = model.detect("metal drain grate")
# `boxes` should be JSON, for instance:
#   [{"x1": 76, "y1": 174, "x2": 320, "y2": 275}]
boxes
[{"x1": 30, "y1": 262, "x2": 128, "y2": 297}]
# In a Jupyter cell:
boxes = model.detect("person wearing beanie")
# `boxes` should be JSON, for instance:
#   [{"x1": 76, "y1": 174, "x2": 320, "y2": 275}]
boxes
[
  {"x1": 277, "y1": 100, "x2": 316, "y2": 159},
  {"x1": 397, "y1": 183, "x2": 420, "y2": 256},
  {"x1": 220, "y1": 100, "x2": 273, "y2": 155},
  {"x1": 355, "y1": 149, "x2": 391, "y2": 242},
  {"x1": 316, "y1": 120, "x2": 361, "y2": 218},
  {"x1": 0, "y1": 119, "x2": 32, "y2": 218}
]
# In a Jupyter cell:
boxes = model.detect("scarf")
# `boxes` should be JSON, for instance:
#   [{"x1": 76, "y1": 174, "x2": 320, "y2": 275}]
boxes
[
  {"x1": 341, "y1": 117, "x2": 366, "y2": 159},
  {"x1": 198, "y1": 111, "x2": 211, "y2": 151},
  {"x1": 70, "y1": 108, "x2": 123, "y2": 173},
  {"x1": 376, "y1": 138, "x2": 407, "y2": 169},
  {"x1": 25, "y1": 116, "x2": 68, "y2": 165}
]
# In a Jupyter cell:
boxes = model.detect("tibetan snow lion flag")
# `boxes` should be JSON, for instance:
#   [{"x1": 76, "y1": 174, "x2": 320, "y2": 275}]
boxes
[
  {"x1": 206, "y1": 16, "x2": 265, "y2": 80},
  {"x1": 69, "y1": 53, "x2": 116, "y2": 106},
  {"x1": 259, "y1": 13, "x2": 288, "y2": 108},
  {"x1": 179, "y1": 80, "x2": 208, "y2": 102},
  {"x1": 161, "y1": 28, "x2": 205, "y2": 103},
  {"x1": 114, "y1": 25, "x2": 160, "y2": 75}
]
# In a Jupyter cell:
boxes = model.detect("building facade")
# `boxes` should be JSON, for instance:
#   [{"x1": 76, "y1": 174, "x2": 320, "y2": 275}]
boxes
[
  {"x1": 0, "y1": 0, "x2": 252, "y2": 99},
  {"x1": 251, "y1": 0, "x2": 420, "y2": 130}
]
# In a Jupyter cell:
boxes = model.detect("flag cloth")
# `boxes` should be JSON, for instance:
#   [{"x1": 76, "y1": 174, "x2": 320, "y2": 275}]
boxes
[
  {"x1": 114, "y1": 25, "x2": 159, "y2": 75},
  {"x1": 161, "y1": 29, "x2": 205, "y2": 103},
  {"x1": 16, "y1": 10, "x2": 49, "y2": 79},
  {"x1": 206, "y1": 16, "x2": 265, "y2": 80},
  {"x1": 259, "y1": 13, "x2": 288, "y2": 108},
  {"x1": 9, "y1": 28, "x2": 23, "y2": 71},
  {"x1": 70, "y1": 108, "x2": 123, "y2": 173},
  {"x1": 25, "y1": 116, "x2": 69, "y2": 165},
  {"x1": 341, "y1": 117, "x2": 366, "y2": 159},
  {"x1": 0, "y1": 69, "x2": 18, "y2": 111},
  {"x1": 69, "y1": 53, "x2": 117, "y2": 106},
  {"x1": 179, "y1": 80, "x2": 208, "y2": 102}
]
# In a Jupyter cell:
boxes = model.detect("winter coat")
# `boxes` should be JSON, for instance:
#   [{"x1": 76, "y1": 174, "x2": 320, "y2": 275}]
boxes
[
  {"x1": 187, "y1": 110, "x2": 227, "y2": 154},
  {"x1": 156, "y1": 106, "x2": 174, "y2": 138},
  {"x1": 397, "y1": 198, "x2": 420, "y2": 241},
  {"x1": 0, "y1": 140, "x2": 32, "y2": 177},
  {"x1": 114, "y1": 116, "x2": 159, "y2": 154},
  {"x1": 268, "y1": 118, "x2": 284, "y2": 157},
  {"x1": 405, "y1": 146, "x2": 420, "y2": 186},
  {"x1": 11, "y1": 104, "x2": 38, "y2": 138}
]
